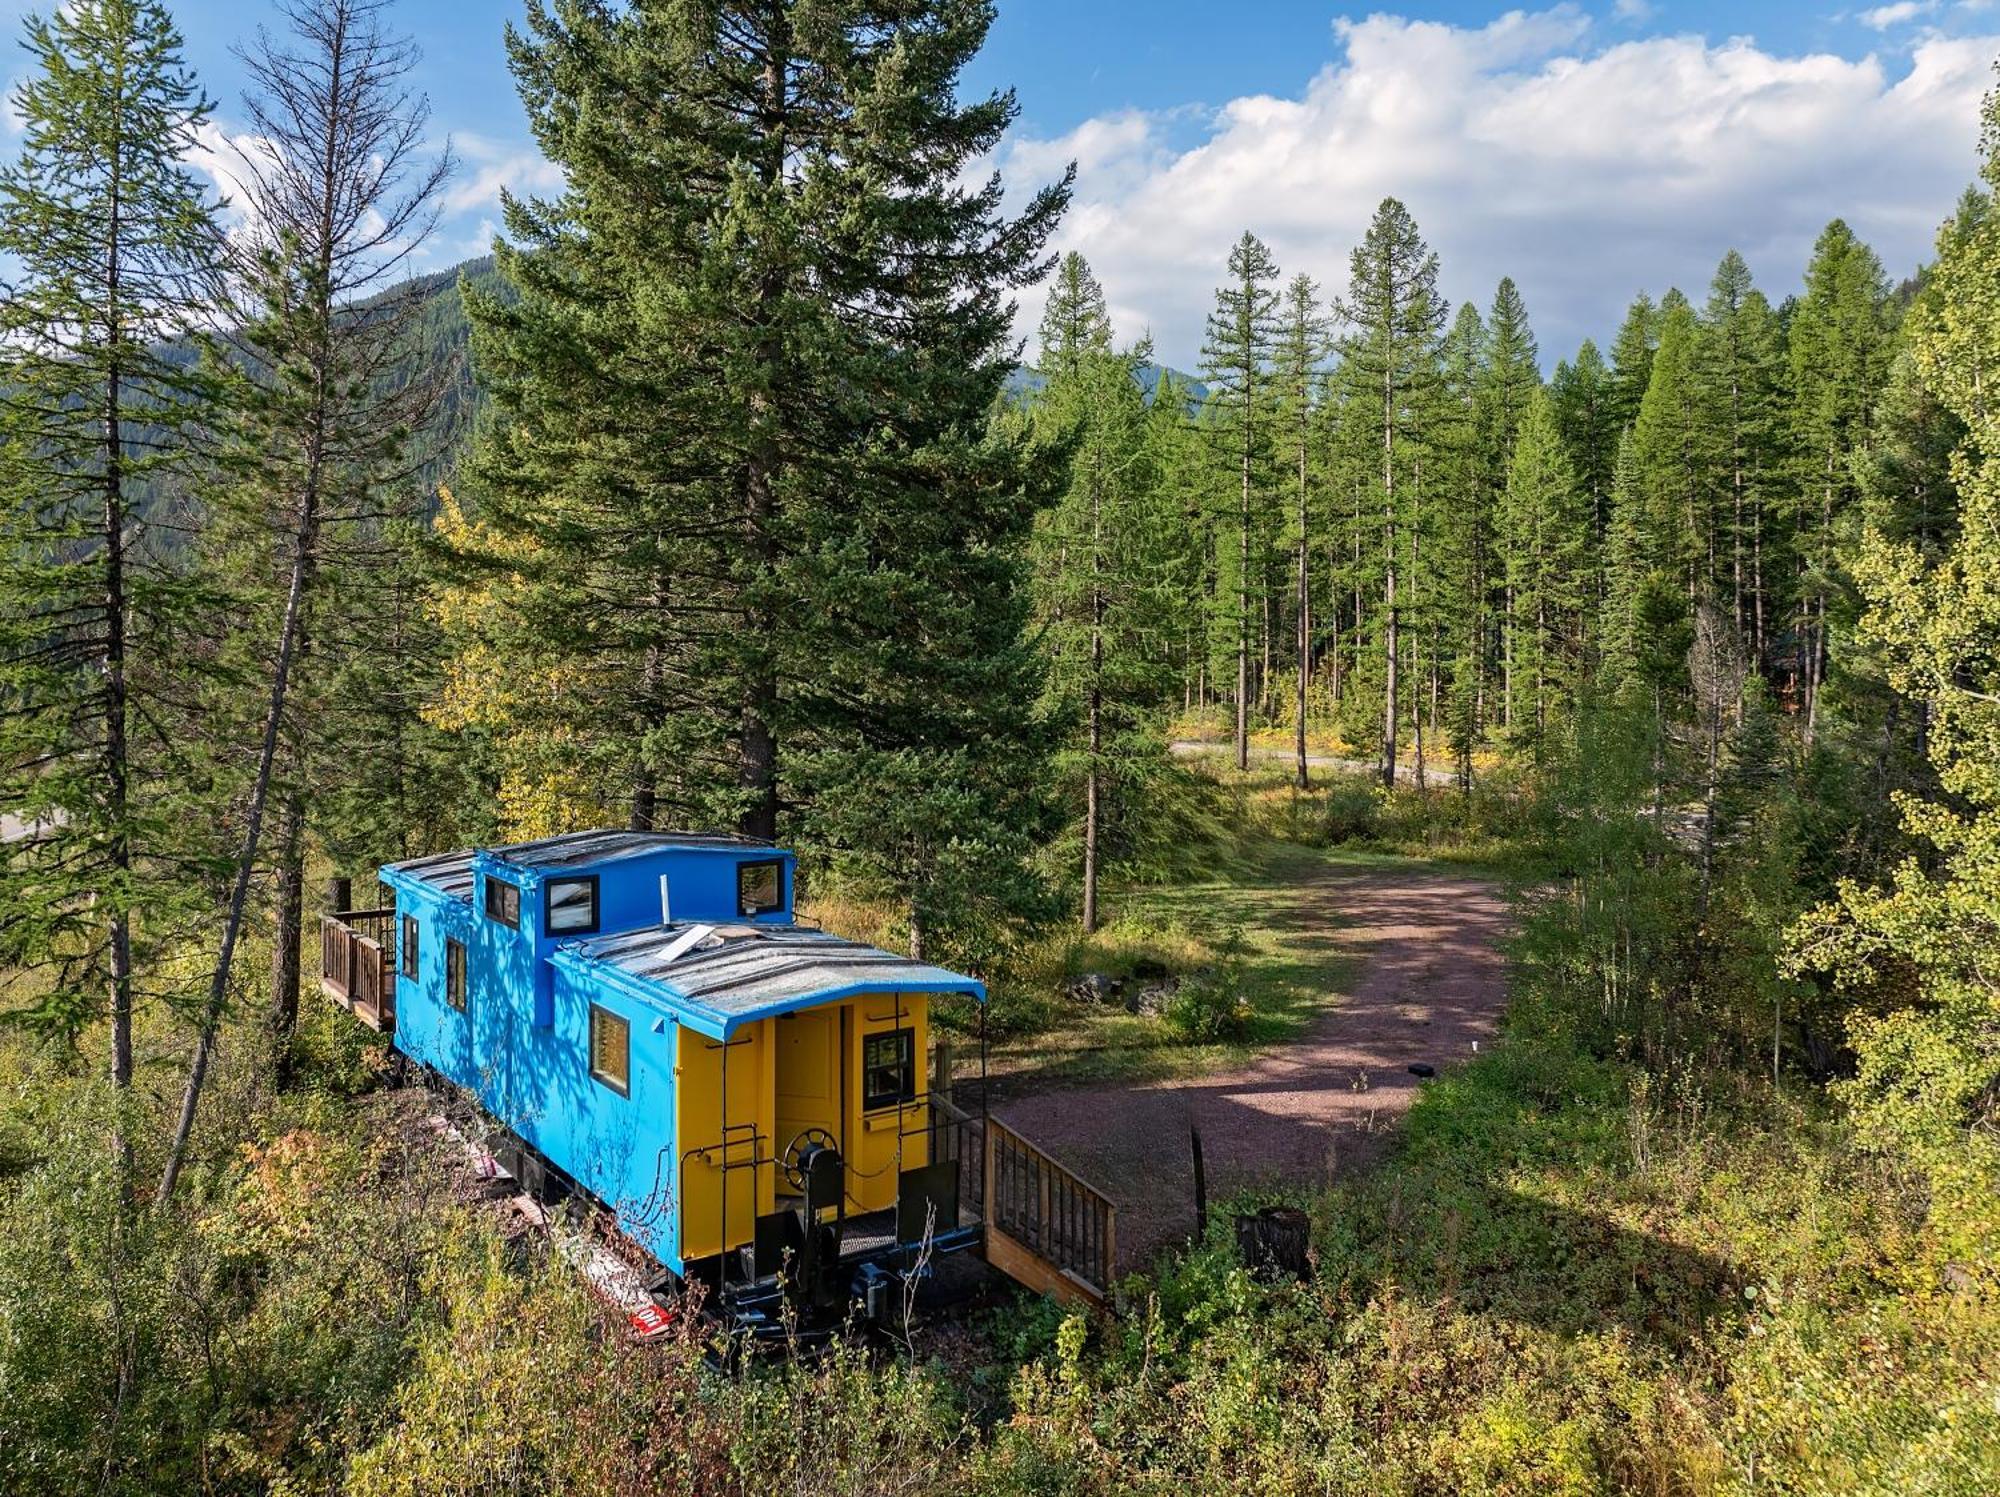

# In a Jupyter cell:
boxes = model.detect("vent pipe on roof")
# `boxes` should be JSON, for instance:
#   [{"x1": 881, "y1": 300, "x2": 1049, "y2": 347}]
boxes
[{"x1": 659, "y1": 873, "x2": 671, "y2": 925}]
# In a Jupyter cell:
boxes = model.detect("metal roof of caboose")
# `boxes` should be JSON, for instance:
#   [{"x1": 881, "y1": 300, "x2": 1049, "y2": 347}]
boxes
[
  {"x1": 551, "y1": 920, "x2": 985, "y2": 1039},
  {"x1": 386, "y1": 847, "x2": 480, "y2": 900},
  {"x1": 486, "y1": 828, "x2": 777, "y2": 870},
  {"x1": 387, "y1": 828, "x2": 781, "y2": 900}
]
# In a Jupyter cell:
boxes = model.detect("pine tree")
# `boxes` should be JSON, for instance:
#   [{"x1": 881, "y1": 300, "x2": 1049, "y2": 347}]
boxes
[
  {"x1": 1606, "y1": 291, "x2": 1660, "y2": 434},
  {"x1": 458, "y1": 0, "x2": 1066, "y2": 951},
  {"x1": 1479, "y1": 278, "x2": 1541, "y2": 465},
  {"x1": 0, "y1": 0, "x2": 224, "y2": 1123},
  {"x1": 1038, "y1": 252, "x2": 1113, "y2": 384},
  {"x1": 1551, "y1": 338, "x2": 1616, "y2": 580},
  {"x1": 1273, "y1": 272, "x2": 1330, "y2": 787},
  {"x1": 1598, "y1": 433, "x2": 1648, "y2": 695},
  {"x1": 1025, "y1": 254, "x2": 1163, "y2": 932},
  {"x1": 1199, "y1": 231, "x2": 1281, "y2": 771},
  {"x1": 1335, "y1": 199, "x2": 1447, "y2": 788},
  {"x1": 1632, "y1": 290, "x2": 1705, "y2": 603},
  {"x1": 1478, "y1": 277, "x2": 1540, "y2": 728},
  {"x1": 1438, "y1": 302, "x2": 1489, "y2": 788},
  {"x1": 158, "y1": 0, "x2": 455, "y2": 1196},
  {"x1": 1788, "y1": 219, "x2": 1892, "y2": 743},
  {"x1": 1502, "y1": 386, "x2": 1586, "y2": 750},
  {"x1": 1142, "y1": 370, "x2": 1210, "y2": 709},
  {"x1": 1695, "y1": 252, "x2": 1785, "y2": 663}
]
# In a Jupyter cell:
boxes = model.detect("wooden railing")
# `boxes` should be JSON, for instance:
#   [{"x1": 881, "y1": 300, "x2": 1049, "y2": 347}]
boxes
[
  {"x1": 320, "y1": 908, "x2": 396, "y2": 1033},
  {"x1": 983, "y1": 1117, "x2": 1117, "y2": 1310}
]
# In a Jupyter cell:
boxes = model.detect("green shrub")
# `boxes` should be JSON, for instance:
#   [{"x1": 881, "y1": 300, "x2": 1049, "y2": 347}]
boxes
[{"x1": 1162, "y1": 929, "x2": 1250, "y2": 1043}]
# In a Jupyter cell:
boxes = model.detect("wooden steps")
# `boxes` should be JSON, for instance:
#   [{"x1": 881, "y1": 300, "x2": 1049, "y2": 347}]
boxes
[{"x1": 981, "y1": 1117, "x2": 1117, "y2": 1310}]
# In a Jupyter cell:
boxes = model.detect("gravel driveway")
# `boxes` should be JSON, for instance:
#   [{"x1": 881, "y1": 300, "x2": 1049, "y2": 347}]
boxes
[{"x1": 995, "y1": 867, "x2": 1512, "y2": 1269}]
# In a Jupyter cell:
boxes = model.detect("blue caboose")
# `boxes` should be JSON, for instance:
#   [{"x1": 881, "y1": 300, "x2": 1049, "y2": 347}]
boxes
[{"x1": 318, "y1": 828, "x2": 1050, "y2": 1316}]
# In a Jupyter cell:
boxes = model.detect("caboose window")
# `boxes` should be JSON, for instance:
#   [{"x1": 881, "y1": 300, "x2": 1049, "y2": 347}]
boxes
[
  {"x1": 737, "y1": 859, "x2": 783, "y2": 917},
  {"x1": 401, "y1": 915, "x2": 419, "y2": 978},
  {"x1": 484, "y1": 876, "x2": 519, "y2": 929},
  {"x1": 445, "y1": 938, "x2": 467, "y2": 1013},
  {"x1": 544, "y1": 875, "x2": 599, "y2": 936},
  {"x1": 589, "y1": 1004, "x2": 630, "y2": 1097},
  {"x1": 862, "y1": 1028, "x2": 915, "y2": 1111}
]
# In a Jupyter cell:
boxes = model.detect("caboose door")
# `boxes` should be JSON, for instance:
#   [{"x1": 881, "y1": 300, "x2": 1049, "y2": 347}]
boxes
[{"x1": 774, "y1": 1006, "x2": 841, "y2": 1192}]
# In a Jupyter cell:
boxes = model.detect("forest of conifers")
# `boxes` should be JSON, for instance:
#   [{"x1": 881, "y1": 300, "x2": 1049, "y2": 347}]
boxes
[{"x1": 0, "y1": 0, "x2": 1996, "y2": 1492}]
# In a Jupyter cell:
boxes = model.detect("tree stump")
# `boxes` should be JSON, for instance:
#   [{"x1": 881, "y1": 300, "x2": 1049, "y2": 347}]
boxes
[{"x1": 1234, "y1": 1204, "x2": 1311, "y2": 1280}]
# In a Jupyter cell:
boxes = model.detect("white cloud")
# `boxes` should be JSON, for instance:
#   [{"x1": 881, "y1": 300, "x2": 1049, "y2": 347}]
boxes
[
  {"x1": 1001, "y1": 9, "x2": 1997, "y2": 368},
  {"x1": 1858, "y1": 2, "x2": 1939, "y2": 28},
  {"x1": 444, "y1": 131, "x2": 564, "y2": 216},
  {"x1": 1612, "y1": 0, "x2": 1655, "y2": 21}
]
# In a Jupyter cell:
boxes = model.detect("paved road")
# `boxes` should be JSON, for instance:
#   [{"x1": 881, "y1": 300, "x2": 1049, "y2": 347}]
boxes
[{"x1": 997, "y1": 865, "x2": 1510, "y2": 1269}]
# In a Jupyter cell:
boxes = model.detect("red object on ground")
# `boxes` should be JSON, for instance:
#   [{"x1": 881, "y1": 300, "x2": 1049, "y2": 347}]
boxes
[{"x1": 629, "y1": 1303, "x2": 676, "y2": 1340}]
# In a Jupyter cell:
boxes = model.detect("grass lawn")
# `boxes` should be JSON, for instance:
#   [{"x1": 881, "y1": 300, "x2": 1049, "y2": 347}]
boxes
[{"x1": 970, "y1": 836, "x2": 1485, "y2": 1095}]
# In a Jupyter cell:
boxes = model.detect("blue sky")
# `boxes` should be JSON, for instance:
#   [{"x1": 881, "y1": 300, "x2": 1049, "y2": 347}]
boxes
[{"x1": 3, "y1": 1, "x2": 1996, "y2": 365}]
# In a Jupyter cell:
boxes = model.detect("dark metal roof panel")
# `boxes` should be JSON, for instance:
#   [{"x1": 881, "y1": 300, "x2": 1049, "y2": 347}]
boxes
[
  {"x1": 386, "y1": 848, "x2": 479, "y2": 900},
  {"x1": 568, "y1": 922, "x2": 984, "y2": 1026},
  {"x1": 487, "y1": 827, "x2": 775, "y2": 870}
]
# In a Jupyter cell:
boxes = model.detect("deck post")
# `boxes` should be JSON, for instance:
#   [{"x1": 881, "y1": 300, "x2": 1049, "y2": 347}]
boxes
[
  {"x1": 933, "y1": 1039, "x2": 953, "y2": 1106},
  {"x1": 982, "y1": 1117, "x2": 996, "y2": 1247}
]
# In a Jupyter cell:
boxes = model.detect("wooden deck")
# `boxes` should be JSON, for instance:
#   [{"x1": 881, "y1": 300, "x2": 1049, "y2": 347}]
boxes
[{"x1": 320, "y1": 908, "x2": 395, "y2": 1032}]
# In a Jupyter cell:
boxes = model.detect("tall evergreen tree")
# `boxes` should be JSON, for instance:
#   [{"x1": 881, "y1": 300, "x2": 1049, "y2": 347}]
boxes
[
  {"x1": 158, "y1": 0, "x2": 455, "y2": 1196},
  {"x1": 1478, "y1": 277, "x2": 1540, "y2": 727},
  {"x1": 1696, "y1": 251, "x2": 1785, "y2": 662},
  {"x1": 1025, "y1": 253, "x2": 1164, "y2": 932},
  {"x1": 1438, "y1": 302, "x2": 1489, "y2": 787},
  {"x1": 1787, "y1": 219, "x2": 1892, "y2": 743},
  {"x1": 1273, "y1": 272, "x2": 1329, "y2": 787},
  {"x1": 1632, "y1": 290, "x2": 1705, "y2": 603},
  {"x1": 1501, "y1": 386, "x2": 1586, "y2": 749},
  {"x1": 1335, "y1": 199, "x2": 1446, "y2": 788},
  {"x1": 455, "y1": 0, "x2": 1066, "y2": 948},
  {"x1": 1606, "y1": 291, "x2": 1660, "y2": 434},
  {"x1": 1198, "y1": 230, "x2": 1281, "y2": 771},
  {"x1": 0, "y1": 0, "x2": 224, "y2": 1123},
  {"x1": 1551, "y1": 338, "x2": 1616, "y2": 582},
  {"x1": 1599, "y1": 432, "x2": 1648, "y2": 695}
]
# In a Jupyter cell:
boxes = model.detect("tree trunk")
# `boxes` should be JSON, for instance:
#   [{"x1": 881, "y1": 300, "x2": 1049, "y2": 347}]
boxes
[
  {"x1": 1380, "y1": 366, "x2": 1399, "y2": 790},
  {"x1": 1083, "y1": 470, "x2": 1104, "y2": 933},
  {"x1": 1295, "y1": 429, "x2": 1310, "y2": 789},
  {"x1": 267, "y1": 791, "x2": 306, "y2": 1090},
  {"x1": 103, "y1": 133, "x2": 133, "y2": 1132},
  {"x1": 738, "y1": 31, "x2": 790, "y2": 840},
  {"x1": 159, "y1": 496, "x2": 319, "y2": 1203},
  {"x1": 1236, "y1": 422, "x2": 1250, "y2": 772}
]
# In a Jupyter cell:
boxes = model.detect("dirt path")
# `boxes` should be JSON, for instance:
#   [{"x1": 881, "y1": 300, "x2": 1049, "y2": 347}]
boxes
[{"x1": 995, "y1": 866, "x2": 1511, "y2": 1269}]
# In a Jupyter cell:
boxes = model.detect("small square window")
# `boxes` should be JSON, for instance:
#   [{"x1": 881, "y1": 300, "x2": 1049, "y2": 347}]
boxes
[
  {"x1": 445, "y1": 937, "x2": 467, "y2": 1013},
  {"x1": 737, "y1": 859, "x2": 783, "y2": 918},
  {"x1": 484, "y1": 876, "x2": 519, "y2": 929},
  {"x1": 589, "y1": 1004, "x2": 630, "y2": 1097},
  {"x1": 544, "y1": 875, "x2": 599, "y2": 936},
  {"x1": 401, "y1": 915, "x2": 419, "y2": 979},
  {"x1": 862, "y1": 1028, "x2": 915, "y2": 1112}
]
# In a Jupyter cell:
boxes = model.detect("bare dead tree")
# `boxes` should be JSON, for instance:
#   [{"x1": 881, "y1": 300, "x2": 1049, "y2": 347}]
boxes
[{"x1": 158, "y1": 0, "x2": 452, "y2": 1201}]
